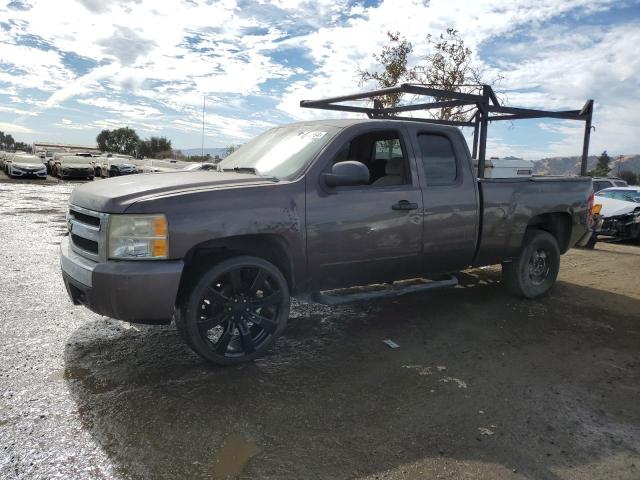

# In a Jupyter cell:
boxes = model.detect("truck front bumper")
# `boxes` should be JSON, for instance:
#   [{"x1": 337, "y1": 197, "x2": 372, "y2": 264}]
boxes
[{"x1": 60, "y1": 235, "x2": 184, "y2": 324}]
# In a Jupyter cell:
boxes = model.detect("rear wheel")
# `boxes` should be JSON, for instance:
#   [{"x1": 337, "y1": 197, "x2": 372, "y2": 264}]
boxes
[
  {"x1": 176, "y1": 256, "x2": 290, "y2": 365},
  {"x1": 502, "y1": 229, "x2": 560, "y2": 299}
]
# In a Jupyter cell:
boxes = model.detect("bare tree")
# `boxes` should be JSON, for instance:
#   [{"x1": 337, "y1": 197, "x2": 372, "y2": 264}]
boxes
[{"x1": 358, "y1": 29, "x2": 501, "y2": 121}]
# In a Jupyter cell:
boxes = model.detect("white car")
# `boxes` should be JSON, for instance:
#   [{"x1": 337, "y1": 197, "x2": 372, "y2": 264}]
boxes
[
  {"x1": 594, "y1": 187, "x2": 640, "y2": 241},
  {"x1": 136, "y1": 158, "x2": 186, "y2": 173},
  {"x1": 7, "y1": 154, "x2": 47, "y2": 179}
]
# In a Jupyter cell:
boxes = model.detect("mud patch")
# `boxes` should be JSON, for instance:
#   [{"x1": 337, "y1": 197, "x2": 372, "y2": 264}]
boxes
[
  {"x1": 57, "y1": 367, "x2": 116, "y2": 394},
  {"x1": 210, "y1": 433, "x2": 260, "y2": 480}
]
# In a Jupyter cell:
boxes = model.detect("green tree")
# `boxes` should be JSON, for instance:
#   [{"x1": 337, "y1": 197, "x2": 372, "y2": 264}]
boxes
[
  {"x1": 224, "y1": 144, "x2": 241, "y2": 157},
  {"x1": 588, "y1": 151, "x2": 611, "y2": 177},
  {"x1": 358, "y1": 29, "x2": 499, "y2": 121},
  {"x1": 618, "y1": 170, "x2": 637, "y2": 185},
  {"x1": 0, "y1": 131, "x2": 15, "y2": 150},
  {"x1": 96, "y1": 127, "x2": 140, "y2": 155},
  {"x1": 13, "y1": 141, "x2": 32, "y2": 153},
  {"x1": 137, "y1": 136, "x2": 172, "y2": 158}
]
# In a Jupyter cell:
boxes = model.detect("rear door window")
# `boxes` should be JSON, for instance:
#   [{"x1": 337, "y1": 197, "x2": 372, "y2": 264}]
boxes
[{"x1": 416, "y1": 134, "x2": 458, "y2": 186}]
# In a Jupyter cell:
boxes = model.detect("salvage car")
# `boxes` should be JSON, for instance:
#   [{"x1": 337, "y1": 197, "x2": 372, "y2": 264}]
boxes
[
  {"x1": 95, "y1": 154, "x2": 137, "y2": 178},
  {"x1": 61, "y1": 119, "x2": 595, "y2": 365},
  {"x1": 55, "y1": 156, "x2": 95, "y2": 180},
  {"x1": 594, "y1": 187, "x2": 640, "y2": 241},
  {"x1": 6, "y1": 153, "x2": 47, "y2": 179}
]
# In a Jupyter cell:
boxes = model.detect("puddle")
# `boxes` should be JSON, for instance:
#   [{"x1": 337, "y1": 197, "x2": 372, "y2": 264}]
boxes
[{"x1": 210, "y1": 433, "x2": 260, "y2": 480}]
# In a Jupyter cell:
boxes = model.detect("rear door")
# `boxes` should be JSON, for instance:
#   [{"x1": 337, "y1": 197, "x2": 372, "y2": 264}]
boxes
[
  {"x1": 405, "y1": 125, "x2": 479, "y2": 274},
  {"x1": 305, "y1": 124, "x2": 424, "y2": 290}
]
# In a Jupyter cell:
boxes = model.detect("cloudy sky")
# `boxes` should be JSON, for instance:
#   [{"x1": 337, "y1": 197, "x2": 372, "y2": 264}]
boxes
[{"x1": 1, "y1": 0, "x2": 639, "y2": 158}]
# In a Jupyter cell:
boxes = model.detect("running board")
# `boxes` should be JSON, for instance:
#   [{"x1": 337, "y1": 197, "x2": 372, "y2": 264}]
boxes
[{"x1": 311, "y1": 275, "x2": 458, "y2": 306}]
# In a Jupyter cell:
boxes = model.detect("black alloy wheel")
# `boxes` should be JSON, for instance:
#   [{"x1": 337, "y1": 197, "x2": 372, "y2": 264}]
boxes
[{"x1": 177, "y1": 256, "x2": 290, "y2": 365}]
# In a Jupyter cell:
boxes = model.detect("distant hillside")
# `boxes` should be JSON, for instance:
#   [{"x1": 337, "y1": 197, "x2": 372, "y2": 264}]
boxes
[
  {"x1": 179, "y1": 147, "x2": 227, "y2": 157},
  {"x1": 533, "y1": 154, "x2": 640, "y2": 176}
]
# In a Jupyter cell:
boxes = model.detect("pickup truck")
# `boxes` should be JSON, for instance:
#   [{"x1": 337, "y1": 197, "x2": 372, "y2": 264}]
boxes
[{"x1": 60, "y1": 119, "x2": 594, "y2": 365}]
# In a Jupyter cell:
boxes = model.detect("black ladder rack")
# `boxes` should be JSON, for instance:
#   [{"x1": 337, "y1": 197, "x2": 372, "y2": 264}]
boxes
[{"x1": 300, "y1": 84, "x2": 593, "y2": 178}]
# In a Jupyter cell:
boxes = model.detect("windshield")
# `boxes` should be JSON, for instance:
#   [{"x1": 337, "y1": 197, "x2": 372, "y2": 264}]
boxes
[
  {"x1": 610, "y1": 190, "x2": 640, "y2": 203},
  {"x1": 62, "y1": 157, "x2": 92, "y2": 165},
  {"x1": 218, "y1": 124, "x2": 339, "y2": 180}
]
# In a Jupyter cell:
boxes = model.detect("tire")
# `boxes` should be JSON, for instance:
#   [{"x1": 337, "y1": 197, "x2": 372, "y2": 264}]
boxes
[
  {"x1": 177, "y1": 255, "x2": 290, "y2": 366},
  {"x1": 502, "y1": 229, "x2": 560, "y2": 299}
]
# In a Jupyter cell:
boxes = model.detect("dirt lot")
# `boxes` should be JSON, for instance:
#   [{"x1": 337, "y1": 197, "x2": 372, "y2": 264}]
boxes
[{"x1": 0, "y1": 179, "x2": 639, "y2": 480}]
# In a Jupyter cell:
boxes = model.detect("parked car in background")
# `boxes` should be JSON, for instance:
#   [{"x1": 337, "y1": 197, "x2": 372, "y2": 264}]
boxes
[
  {"x1": 0, "y1": 151, "x2": 11, "y2": 171},
  {"x1": 55, "y1": 156, "x2": 95, "y2": 180},
  {"x1": 6, "y1": 154, "x2": 48, "y2": 179},
  {"x1": 95, "y1": 154, "x2": 137, "y2": 178},
  {"x1": 49, "y1": 151, "x2": 96, "y2": 175},
  {"x1": 594, "y1": 187, "x2": 640, "y2": 241},
  {"x1": 182, "y1": 162, "x2": 218, "y2": 171},
  {"x1": 136, "y1": 158, "x2": 186, "y2": 173},
  {"x1": 592, "y1": 176, "x2": 628, "y2": 192},
  {"x1": 2, "y1": 152, "x2": 22, "y2": 173}
]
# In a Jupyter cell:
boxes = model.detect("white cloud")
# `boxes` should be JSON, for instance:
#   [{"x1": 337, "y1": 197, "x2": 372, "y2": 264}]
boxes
[
  {"x1": 76, "y1": 97, "x2": 162, "y2": 120},
  {"x1": 0, "y1": 0, "x2": 637, "y2": 153},
  {"x1": 0, "y1": 122, "x2": 37, "y2": 134}
]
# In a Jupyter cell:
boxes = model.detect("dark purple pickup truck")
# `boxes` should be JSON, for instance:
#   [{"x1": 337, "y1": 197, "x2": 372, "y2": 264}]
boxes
[{"x1": 61, "y1": 118, "x2": 594, "y2": 365}]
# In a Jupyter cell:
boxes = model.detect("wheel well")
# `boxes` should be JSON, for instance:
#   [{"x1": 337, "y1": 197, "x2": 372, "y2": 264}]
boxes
[
  {"x1": 177, "y1": 234, "x2": 295, "y2": 304},
  {"x1": 526, "y1": 212, "x2": 572, "y2": 253}
]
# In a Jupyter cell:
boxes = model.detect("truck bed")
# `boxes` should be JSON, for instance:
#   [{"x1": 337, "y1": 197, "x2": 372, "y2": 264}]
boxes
[{"x1": 473, "y1": 176, "x2": 593, "y2": 267}]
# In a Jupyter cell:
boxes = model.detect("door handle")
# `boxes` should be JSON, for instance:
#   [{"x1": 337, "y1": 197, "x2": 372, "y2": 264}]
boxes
[{"x1": 392, "y1": 200, "x2": 419, "y2": 211}]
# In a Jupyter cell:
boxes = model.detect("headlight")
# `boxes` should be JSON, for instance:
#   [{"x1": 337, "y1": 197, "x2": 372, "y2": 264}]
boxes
[{"x1": 107, "y1": 214, "x2": 168, "y2": 259}]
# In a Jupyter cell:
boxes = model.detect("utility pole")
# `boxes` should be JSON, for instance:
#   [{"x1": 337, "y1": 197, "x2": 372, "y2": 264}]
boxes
[{"x1": 201, "y1": 95, "x2": 206, "y2": 157}]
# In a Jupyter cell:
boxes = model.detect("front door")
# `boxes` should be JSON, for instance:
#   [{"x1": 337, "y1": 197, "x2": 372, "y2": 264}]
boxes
[{"x1": 306, "y1": 126, "x2": 424, "y2": 291}]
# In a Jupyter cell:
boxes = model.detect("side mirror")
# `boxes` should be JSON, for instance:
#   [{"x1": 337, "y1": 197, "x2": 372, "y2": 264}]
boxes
[{"x1": 323, "y1": 161, "x2": 370, "y2": 188}]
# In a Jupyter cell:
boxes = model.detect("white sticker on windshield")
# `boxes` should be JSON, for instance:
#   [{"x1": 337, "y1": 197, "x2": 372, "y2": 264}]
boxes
[{"x1": 298, "y1": 131, "x2": 327, "y2": 140}]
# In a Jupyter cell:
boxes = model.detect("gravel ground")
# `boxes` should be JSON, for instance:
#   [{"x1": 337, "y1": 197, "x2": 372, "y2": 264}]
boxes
[{"x1": 0, "y1": 179, "x2": 639, "y2": 480}]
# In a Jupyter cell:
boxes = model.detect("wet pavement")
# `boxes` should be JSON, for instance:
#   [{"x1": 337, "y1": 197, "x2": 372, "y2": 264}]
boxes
[{"x1": 1, "y1": 179, "x2": 639, "y2": 479}]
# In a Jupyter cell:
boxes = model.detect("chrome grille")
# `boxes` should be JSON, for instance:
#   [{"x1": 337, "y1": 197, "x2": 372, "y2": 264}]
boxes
[{"x1": 67, "y1": 205, "x2": 109, "y2": 262}]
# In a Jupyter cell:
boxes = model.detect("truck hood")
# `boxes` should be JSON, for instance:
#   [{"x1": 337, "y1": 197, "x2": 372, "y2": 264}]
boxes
[
  {"x1": 595, "y1": 196, "x2": 640, "y2": 217},
  {"x1": 69, "y1": 171, "x2": 274, "y2": 213}
]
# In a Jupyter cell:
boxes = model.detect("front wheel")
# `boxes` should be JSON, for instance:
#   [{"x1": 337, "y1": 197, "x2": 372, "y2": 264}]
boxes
[
  {"x1": 502, "y1": 229, "x2": 560, "y2": 299},
  {"x1": 176, "y1": 256, "x2": 290, "y2": 365}
]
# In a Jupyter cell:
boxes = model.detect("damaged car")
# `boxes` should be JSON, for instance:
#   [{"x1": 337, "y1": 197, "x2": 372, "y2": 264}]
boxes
[{"x1": 594, "y1": 187, "x2": 640, "y2": 241}]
